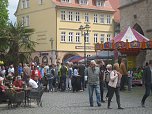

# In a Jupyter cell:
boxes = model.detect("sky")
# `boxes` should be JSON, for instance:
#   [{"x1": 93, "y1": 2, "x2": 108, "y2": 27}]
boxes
[{"x1": 8, "y1": 0, "x2": 19, "y2": 23}]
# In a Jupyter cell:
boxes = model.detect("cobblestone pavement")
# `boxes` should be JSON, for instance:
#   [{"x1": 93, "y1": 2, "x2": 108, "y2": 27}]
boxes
[{"x1": 0, "y1": 86, "x2": 152, "y2": 114}]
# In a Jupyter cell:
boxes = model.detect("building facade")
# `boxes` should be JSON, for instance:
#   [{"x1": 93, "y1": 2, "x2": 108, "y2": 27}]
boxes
[
  {"x1": 16, "y1": 0, "x2": 115, "y2": 64},
  {"x1": 119, "y1": 0, "x2": 152, "y2": 67}
]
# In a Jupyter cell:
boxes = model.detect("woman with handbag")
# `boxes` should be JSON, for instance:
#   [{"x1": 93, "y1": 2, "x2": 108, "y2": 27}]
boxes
[{"x1": 107, "y1": 63, "x2": 124, "y2": 109}]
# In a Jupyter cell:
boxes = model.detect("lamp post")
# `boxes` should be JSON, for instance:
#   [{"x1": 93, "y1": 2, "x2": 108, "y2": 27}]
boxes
[
  {"x1": 50, "y1": 38, "x2": 56, "y2": 64},
  {"x1": 79, "y1": 24, "x2": 90, "y2": 66}
]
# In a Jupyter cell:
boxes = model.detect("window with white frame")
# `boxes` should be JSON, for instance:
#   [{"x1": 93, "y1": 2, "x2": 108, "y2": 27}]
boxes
[
  {"x1": 79, "y1": 0, "x2": 88, "y2": 5},
  {"x1": 22, "y1": 17, "x2": 25, "y2": 26},
  {"x1": 21, "y1": 0, "x2": 25, "y2": 9},
  {"x1": 38, "y1": 0, "x2": 43, "y2": 5},
  {"x1": 94, "y1": 14, "x2": 98, "y2": 23},
  {"x1": 61, "y1": 32, "x2": 66, "y2": 42},
  {"x1": 75, "y1": 12, "x2": 80, "y2": 22},
  {"x1": 84, "y1": 13, "x2": 89, "y2": 22},
  {"x1": 85, "y1": 33, "x2": 89, "y2": 43},
  {"x1": 107, "y1": 14, "x2": 111, "y2": 24},
  {"x1": 61, "y1": 11, "x2": 66, "y2": 21},
  {"x1": 26, "y1": 0, "x2": 30, "y2": 8},
  {"x1": 68, "y1": 32, "x2": 73, "y2": 42},
  {"x1": 96, "y1": 0, "x2": 104, "y2": 6},
  {"x1": 100, "y1": 34, "x2": 104, "y2": 42},
  {"x1": 107, "y1": 34, "x2": 111, "y2": 41},
  {"x1": 100, "y1": 14, "x2": 104, "y2": 24},
  {"x1": 25, "y1": 16, "x2": 29, "y2": 26},
  {"x1": 61, "y1": 0, "x2": 70, "y2": 3},
  {"x1": 94, "y1": 33, "x2": 98, "y2": 43},
  {"x1": 76, "y1": 32, "x2": 80, "y2": 43},
  {"x1": 68, "y1": 11, "x2": 73, "y2": 21}
]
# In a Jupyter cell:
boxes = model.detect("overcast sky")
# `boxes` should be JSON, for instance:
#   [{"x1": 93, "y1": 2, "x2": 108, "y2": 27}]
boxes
[{"x1": 8, "y1": 0, "x2": 19, "y2": 23}]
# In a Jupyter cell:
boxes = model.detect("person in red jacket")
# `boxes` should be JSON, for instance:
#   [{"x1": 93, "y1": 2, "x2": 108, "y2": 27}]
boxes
[{"x1": 31, "y1": 66, "x2": 42, "y2": 81}]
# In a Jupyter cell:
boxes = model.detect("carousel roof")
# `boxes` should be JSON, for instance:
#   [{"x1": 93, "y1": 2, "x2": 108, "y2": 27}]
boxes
[{"x1": 113, "y1": 26, "x2": 149, "y2": 42}]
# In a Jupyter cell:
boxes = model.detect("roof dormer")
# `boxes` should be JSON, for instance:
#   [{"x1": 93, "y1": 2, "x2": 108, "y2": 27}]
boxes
[
  {"x1": 79, "y1": 0, "x2": 88, "y2": 5},
  {"x1": 61, "y1": 0, "x2": 71, "y2": 3},
  {"x1": 96, "y1": 0, "x2": 105, "y2": 7}
]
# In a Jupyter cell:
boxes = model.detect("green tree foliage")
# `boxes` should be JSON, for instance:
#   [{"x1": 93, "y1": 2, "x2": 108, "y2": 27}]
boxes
[
  {"x1": 0, "y1": 0, "x2": 8, "y2": 29},
  {"x1": 0, "y1": 22, "x2": 36, "y2": 75}
]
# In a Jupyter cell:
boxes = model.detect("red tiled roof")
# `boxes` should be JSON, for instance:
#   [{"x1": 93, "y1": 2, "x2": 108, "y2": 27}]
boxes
[
  {"x1": 52, "y1": 0, "x2": 115, "y2": 12},
  {"x1": 109, "y1": 0, "x2": 120, "y2": 22}
]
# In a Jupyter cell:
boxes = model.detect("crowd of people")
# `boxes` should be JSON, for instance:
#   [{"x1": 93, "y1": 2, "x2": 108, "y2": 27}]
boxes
[{"x1": 0, "y1": 58, "x2": 151, "y2": 109}]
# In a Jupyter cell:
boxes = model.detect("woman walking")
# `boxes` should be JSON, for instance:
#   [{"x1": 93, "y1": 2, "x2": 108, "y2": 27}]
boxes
[{"x1": 108, "y1": 63, "x2": 124, "y2": 109}]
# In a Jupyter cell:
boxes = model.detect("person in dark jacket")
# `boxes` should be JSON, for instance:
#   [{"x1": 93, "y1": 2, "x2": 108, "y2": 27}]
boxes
[{"x1": 141, "y1": 60, "x2": 152, "y2": 107}]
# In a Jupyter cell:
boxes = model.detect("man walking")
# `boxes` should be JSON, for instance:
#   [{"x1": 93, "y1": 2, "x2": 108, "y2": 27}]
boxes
[
  {"x1": 87, "y1": 60, "x2": 101, "y2": 107},
  {"x1": 141, "y1": 60, "x2": 152, "y2": 107}
]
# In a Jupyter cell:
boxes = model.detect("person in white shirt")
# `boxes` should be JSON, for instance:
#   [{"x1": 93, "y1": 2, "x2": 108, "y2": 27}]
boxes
[
  {"x1": 8, "y1": 65, "x2": 14, "y2": 74},
  {"x1": 27, "y1": 76, "x2": 38, "y2": 89}
]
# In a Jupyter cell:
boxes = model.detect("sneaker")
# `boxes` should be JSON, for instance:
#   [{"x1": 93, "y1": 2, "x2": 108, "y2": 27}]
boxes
[
  {"x1": 90, "y1": 104, "x2": 93, "y2": 107},
  {"x1": 97, "y1": 103, "x2": 101, "y2": 107},
  {"x1": 101, "y1": 100, "x2": 105, "y2": 103},
  {"x1": 118, "y1": 107, "x2": 124, "y2": 109},
  {"x1": 107, "y1": 106, "x2": 112, "y2": 109},
  {"x1": 141, "y1": 102, "x2": 145, "y2": 108}
]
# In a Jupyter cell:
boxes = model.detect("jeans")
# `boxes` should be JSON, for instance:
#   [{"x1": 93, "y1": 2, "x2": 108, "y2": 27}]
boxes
[
  {"x1": 66, "y1": 77, "x2": 72, "y2": 90},
  {"x1": 141, "y1": 84, "x2": 152, "y2": 104},
  {"x1": 48, "y1": 78, "x2": 53, "y2": 91},
  {"x1": 120, "y1": 75, "x2": 127, "y2": 90},
  {"x1": 88, "y1": 84, "x2": 101, "y2": 106}
]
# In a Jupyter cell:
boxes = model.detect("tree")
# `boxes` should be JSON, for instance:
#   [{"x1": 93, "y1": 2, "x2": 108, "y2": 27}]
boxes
[
  {"x1": 1, "y1": 22, "x2": 36, "y2": 75},
  {"x1": 0, "y1": 0, "x2": 8, "y2": 29}
]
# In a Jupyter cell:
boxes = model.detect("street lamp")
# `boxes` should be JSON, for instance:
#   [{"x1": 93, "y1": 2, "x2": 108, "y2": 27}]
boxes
[
  {"x1": 79, "y1": 24, "x2": 90, "y2": 66},
  {"x1": 50, "y1": 38, "x2": 56, "y2": 64}
]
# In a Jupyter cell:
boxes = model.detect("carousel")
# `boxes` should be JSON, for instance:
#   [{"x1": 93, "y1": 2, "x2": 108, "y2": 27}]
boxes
[{"x1": 95, "y1": 26, "x2": 152, "y2": 68}]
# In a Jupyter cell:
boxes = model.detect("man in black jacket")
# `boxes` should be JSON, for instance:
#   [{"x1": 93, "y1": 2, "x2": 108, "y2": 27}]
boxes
[{"x1": 141, "y1": 60, "x2": 152, "y2": 107}]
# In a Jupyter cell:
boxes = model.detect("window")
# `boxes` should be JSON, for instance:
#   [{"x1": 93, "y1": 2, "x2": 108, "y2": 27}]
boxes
[
  {"x1": 100, "y1": 34, "x2": 104, "y2": 42},
  {"x1": 61, "y1": 32, "x2": 66, "y2": 42},
  {"x1": 68, "y1": 32, "x2": 73, "y2": 42},
  {"x1": 84, "y1": 13, "x2": 89, "y2": 22},
  {"x1": 61, "y1": 11, "x2": 66, "y2": 21},
  {"x1": 94, "y1": 14, "x2": 98, "y2": 23},
  {"x1": 107, "y1": 34, "x2": 111, "y2": 41},
  {"x1": 75, "y1": 12, "x2": 80, "y2": 22},
  {"x1": 76, "y1": 32, "x2": 80, "y2": 43},
  {"x1": 26, "y1": 0, "x2": 30, "y2": 8},
  {"x1": 79, "y1": 0, "x2": 88, "y2": 5},
  {"x1": 85, "y1": 33, "x2": 89, "y2": 43},
  {"x1": 21, "y1": 0, "x2": 25, "y2": 9},
  {"x1": 94, "y1": 33, "x2": 98, "y2": 43},
  {"x1": 107, "y1": 15, "x2": 111, "y2": 24},
  {"x1": 38, "y1": 0, "x2": 43, "y2": 5},
  {"x1": 61, "y1": 0, "x2": 70, "y2": 3},
  {"x1": 100, "y1": 14, "x2": 104, "y2": 24},
  {"x1": 96, "y1": 0, "x2": 104, "y2": 6},
  {"x1": 25, "y1": 16, "x2": 29, "y2": 26},
  {"x1": 68, "y1": 11, "x2": 73, "y2": 21},
  {"x1": 22, "y1": 17, "x2": 25, "y2": 26}
]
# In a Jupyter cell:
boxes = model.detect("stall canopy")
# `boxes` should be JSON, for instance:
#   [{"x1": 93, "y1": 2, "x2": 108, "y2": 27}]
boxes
[{"x1": 95, "y1": 26, "x2": 152, "y2": 55}]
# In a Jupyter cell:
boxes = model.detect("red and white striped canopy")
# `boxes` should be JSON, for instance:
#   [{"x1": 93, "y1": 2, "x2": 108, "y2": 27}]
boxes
[{"x1": 113, "y1": 26, "x2": 149, "y2": 43}]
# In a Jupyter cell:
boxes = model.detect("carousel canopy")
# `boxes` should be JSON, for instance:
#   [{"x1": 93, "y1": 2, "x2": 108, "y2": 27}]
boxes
[
  {"x1": 95, "y1": 26, "x2": 152, "y2": 55},
  {"x1": 113, "y1": 26, "x2": 149, "y2": 43}
]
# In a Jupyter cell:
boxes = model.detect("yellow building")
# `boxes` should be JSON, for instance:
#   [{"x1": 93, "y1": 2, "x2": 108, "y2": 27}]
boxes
[{"x1": 15, "y1": 0, "x2": 115, "y2": 64}]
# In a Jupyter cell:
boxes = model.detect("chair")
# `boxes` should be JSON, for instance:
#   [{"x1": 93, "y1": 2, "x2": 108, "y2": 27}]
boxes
[
  {"x1": 28, "y1": 87, "x2": 45, "y2": 107},
  {"x1": 5, "y1": 89, "x2": 25, "y2": 108}
]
